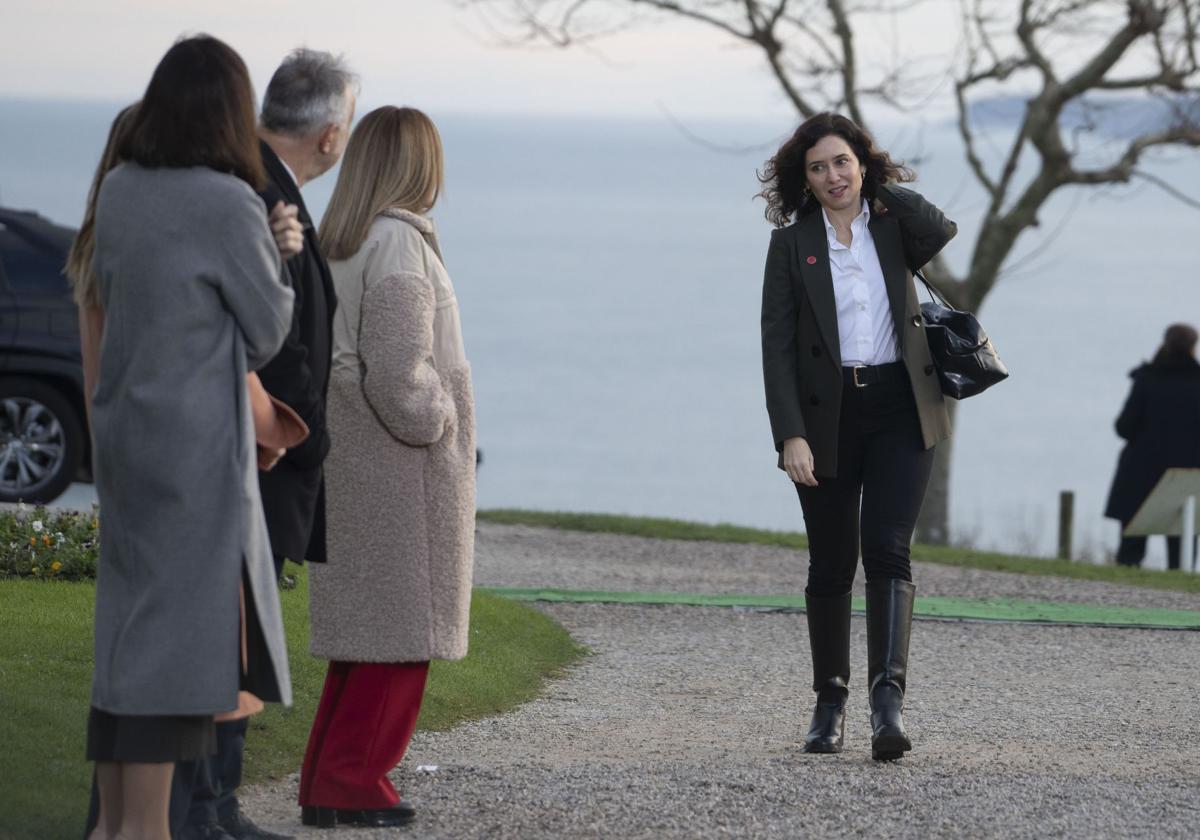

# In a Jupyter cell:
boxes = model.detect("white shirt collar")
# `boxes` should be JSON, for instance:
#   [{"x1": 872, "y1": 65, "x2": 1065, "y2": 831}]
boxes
[
  {"x1": 279, "y1": 158, "x2": 299, "y2": 187},
  {"x1": 821, "y1": 200, "x2": 871, "y2": 249}
]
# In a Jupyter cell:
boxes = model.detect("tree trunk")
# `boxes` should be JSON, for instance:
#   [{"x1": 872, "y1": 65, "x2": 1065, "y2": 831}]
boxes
[{"x1": 915, "y1": 398, "x2": 959, "y2": 545}]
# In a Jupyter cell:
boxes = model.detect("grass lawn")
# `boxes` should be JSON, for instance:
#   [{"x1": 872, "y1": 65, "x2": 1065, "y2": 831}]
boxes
[
  {"x1": 477, "y1": 509, "x2": 1200, "y2": 595},
  {"x1": 0, "y1": 571, "x2": 584, "y2": 839}
]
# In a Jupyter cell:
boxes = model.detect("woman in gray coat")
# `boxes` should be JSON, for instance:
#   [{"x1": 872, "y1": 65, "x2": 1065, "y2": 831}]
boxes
[
  {"x1": 86, "y1": 37, "x2": 295, "y2": 840},
  {"x1": 297, "y1": 106, "x2": 476, "y2": 829}
]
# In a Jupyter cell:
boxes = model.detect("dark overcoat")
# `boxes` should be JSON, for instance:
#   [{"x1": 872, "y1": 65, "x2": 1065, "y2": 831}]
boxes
[
  {"x1": 255, "y1": 141, "x2": 337, "y2": 564},
  {"x1": 761, "y1": 185, "x2": 956, "y2": 478},
  {"x1": 1104, "y1": 354, "x2": 1200, "y2": 523}
]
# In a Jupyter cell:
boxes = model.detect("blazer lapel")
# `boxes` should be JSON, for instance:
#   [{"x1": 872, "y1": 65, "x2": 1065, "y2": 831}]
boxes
[
  {"x1": 869, "y1": 214, "x2": 910, "y2": 354},
  {"x1": 313, "y1": 226, "x2": 337, "y2": 325},
  {"x1": 794, "y1": 213, "x2": 842, "y2": 368},
  {"x1": 259, "y1": 140, "x2": 337, "y2": 318},
  {"x1": 260, "y1": 142, "x2": 310, "y2": 221}
]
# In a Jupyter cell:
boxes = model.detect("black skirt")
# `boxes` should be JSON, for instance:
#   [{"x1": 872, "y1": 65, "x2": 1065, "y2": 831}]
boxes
[{"x1": 86, "y1": 706, "x2": 216, "y2": 763}]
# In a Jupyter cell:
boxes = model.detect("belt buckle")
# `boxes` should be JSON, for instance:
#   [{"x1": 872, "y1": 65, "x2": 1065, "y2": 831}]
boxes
[{"x1": 853, "y1": 365, "x2": 868, "y2": 389}]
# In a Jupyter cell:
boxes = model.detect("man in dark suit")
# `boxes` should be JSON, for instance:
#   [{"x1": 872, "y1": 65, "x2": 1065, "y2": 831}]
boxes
[{"x1": 177, "y1": 49, "x2": 358, "y2": 840}]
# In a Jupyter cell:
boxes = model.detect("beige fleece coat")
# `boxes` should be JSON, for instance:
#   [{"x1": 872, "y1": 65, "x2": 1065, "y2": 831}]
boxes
[{"x1": 309, "y1": 209, "x2": 476, "y2": 662}]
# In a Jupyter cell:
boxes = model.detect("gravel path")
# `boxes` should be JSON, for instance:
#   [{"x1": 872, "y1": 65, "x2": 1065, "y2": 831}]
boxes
[
  {"x1": 472, "y1": 523, "x2": 1200, "y2": 611},
  {"x1": 241, "y1": 524, "x2": 1200, "y2": 838}
]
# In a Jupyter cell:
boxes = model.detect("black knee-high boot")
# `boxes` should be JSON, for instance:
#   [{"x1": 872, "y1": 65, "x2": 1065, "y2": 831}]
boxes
[
  {"x1": 802, "y1": 592, "x2": 852, "y2": 754},
  {"x1": 866, "y1": 579, "x2": 915, "y2": 761}
]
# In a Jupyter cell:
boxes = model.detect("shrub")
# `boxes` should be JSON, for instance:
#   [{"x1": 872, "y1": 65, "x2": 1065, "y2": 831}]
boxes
[{"x1": 0, "y1": 504, "x2": 99, "y2": 581}]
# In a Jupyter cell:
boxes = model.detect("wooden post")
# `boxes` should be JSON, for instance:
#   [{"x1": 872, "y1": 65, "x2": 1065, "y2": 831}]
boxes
[
  {"x1": 1058, "y1": 491, "x2": 1074, "y2": 561},
  {"x1": 1182, "y1": 495, "x2": 1196, "y2": 574}
]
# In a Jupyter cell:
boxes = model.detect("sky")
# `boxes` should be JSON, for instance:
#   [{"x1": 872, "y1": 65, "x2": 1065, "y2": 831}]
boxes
[{"x1": 2, "y1": 0, "x2": 964, "y2": 121}]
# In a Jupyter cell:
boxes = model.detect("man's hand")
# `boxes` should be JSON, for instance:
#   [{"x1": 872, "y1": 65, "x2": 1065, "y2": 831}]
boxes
[
  {"x1": 257, "y1": 444, "x2": 286, "y2": 472},
  {"x1": 783, "y1": 436, "x2": 818, "y2": 487},
  {"x1": 269, "y1": 201, "x2": 304, "y2": 260}
]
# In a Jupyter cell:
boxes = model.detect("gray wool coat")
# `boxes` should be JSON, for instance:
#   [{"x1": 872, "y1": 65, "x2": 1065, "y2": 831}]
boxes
[
  {"x1": 90, "y1": 164, "x2": 295, "y2": 715},
  {"x1": 310, "y1": 209, "x2": 476, "y2": 663}
]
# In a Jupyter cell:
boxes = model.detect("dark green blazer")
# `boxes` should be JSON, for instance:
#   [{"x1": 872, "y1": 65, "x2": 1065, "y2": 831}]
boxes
[{"x1": 761, "y1": 185, "x2": 956, "y2": 478}]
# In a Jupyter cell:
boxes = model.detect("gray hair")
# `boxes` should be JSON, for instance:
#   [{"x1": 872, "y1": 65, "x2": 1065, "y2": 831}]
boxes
[{"x1": 260, "y1": 48, "x2": 358, "y2": 136}]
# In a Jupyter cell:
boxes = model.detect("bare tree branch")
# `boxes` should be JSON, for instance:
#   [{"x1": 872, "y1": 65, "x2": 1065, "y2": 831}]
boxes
[
  {"x1": 628, "y1": 0, "x2": 751, "y2": 41},
  {"x1": 1016, "y1": 0, "x2": 1056, "y2": 82},
  {"x1": 657, "y1": 102, "x2": 786, "y2": 153},
  {"x1": 826, "y1": 0, "x2": 863, "y2": 124},
  {"x1": 781, "y1": 9, "x2": 841, "y2": 70},
  {"x1": 1064, "y1": 125, "x2": 1200, "y2": 183},
  {"x1": 1096, "y1": 70, "x2": 1188, "y2": 89},
  {"x1": 1133, "y1": 166, "x2": 1200, "y2": 208},
  {"x1": 953, "y1": 83, "x2": 1000, "y2": 199},
  {"x1": 1181, "y1": 0, "x2": 1199, "y2": 67},
  {"x1": 1054, "y1": 0, "x2": 1165, "y2": 104}
]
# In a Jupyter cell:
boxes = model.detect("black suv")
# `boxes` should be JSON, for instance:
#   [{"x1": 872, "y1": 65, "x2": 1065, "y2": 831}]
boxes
[{"x1": 0, "y1": 206, "x2": 88, "y2": 503}]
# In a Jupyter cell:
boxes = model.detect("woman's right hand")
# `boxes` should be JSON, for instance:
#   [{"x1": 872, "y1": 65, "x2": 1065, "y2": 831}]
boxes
[{"x1": 783, "y1": 436, "x2": 818, "y2": 487}]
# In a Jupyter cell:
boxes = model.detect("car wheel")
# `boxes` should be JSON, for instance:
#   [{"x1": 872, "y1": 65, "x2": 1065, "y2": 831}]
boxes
[{"x1": 0, "y1": 377, "x2": 85, "y2": 504}]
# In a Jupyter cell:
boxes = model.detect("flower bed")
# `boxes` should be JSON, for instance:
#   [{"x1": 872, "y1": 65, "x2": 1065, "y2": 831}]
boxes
[{"x1": 0, "y1": 504, "x2": 99, "y2": 580}]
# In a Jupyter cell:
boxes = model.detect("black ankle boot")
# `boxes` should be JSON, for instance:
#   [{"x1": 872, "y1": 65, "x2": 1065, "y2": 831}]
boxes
[
  {"x1": 301, "y1": 801, "x2": 416, "y2": 828},
  {"x1": 802, "y1": 592, "x2": 852, "y2": 754},
  {"x1": 866, "y1": 579, "x2": 915, "y2": 761}
]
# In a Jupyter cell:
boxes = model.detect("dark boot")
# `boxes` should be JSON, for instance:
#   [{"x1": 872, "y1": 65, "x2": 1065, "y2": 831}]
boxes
[
  {"x1": 866, "y1": 579, "x2": 915, "y2": 761},
  {"x1": 802, "y1": 592, "x2": 852, "y2": 754}
]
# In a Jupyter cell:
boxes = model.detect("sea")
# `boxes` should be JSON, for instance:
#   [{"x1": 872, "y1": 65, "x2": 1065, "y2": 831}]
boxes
[{"x1": 3, "y1": 98, "x2": 1198, "y2": 567}]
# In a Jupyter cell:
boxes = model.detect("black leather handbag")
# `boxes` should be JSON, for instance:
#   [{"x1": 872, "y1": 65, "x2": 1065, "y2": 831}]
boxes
[{"x1": 915, "y1": 271, "x2": 1009, "y2": 399}]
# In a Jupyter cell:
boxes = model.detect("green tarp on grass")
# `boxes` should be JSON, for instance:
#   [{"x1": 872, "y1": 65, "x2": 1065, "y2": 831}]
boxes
[{"x1": 478, "y1": 587, "x2": 1200, "y2": 630}]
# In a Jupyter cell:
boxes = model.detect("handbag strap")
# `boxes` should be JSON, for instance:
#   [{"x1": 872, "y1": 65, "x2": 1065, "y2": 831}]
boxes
[{"x1": 914, "y1": 269, "x2": 953, "y2": 308}]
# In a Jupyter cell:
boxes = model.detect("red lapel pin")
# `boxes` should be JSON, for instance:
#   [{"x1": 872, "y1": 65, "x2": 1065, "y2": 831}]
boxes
[{"x1": 806, "y1": 255, "x2": 817, "y2": 265}]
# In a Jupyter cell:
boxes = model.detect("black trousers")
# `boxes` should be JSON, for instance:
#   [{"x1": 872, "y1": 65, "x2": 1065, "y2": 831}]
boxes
[
  {"x1": 177, "y1": 718, "x2": 247, "y2": 827},
  {"x1": 176, "y1": 553, "x2": 290, "y2": 831},
  {"x1": 1116, "y1": 532, "x2": 1197, "y2": 571},
  {"x1": 795, "y1": 367, "x2": 935, "y2": 598}
]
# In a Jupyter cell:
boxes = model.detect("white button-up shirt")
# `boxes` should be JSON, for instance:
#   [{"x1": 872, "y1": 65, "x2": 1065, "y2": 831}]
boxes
[
  {"x1": 823, "y1": 201, "x2": 899, "y2": 367},
  {"x1": 279, "y1": 157, "x2": 299, "y2": 187}
]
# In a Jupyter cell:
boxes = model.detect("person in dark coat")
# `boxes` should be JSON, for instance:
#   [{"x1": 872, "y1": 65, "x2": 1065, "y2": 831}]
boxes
[
  {"x1": 1104, "y1": 323, "x2": 1200, "y2": 570},
  {"x1": 759, "y1": 113, "x2": 956, "y2": 762},
  {"x1": 175, "y1": 49, "x2": 358, "y2": 840}
]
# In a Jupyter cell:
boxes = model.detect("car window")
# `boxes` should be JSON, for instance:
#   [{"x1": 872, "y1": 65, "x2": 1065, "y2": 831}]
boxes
[{"x1": 0, "y1": 224, "x2": 70, "y2": 295}]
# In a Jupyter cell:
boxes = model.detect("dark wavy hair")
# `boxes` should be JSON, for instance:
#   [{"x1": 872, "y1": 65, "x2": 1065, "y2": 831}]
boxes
[
  {"x1": 120, "y1": 35, "x2": 264, "y2": 191},
  {"x1": 757, "y1": 112, "x2": 914, "y2": 228},
  {"x1": 1154, "y1": 323, "x2": 1198, "y2": 363}
]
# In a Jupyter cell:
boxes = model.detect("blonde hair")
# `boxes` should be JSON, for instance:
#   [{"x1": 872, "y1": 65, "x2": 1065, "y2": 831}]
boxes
[
  {"x1": 65, "y1": 103, "x2": 139, "y2": 308},
  {"x1": 319, "y1": 106, "x2": 444, "y2": 260}
]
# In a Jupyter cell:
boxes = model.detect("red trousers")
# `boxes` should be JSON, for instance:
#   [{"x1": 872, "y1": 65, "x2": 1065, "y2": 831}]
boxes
[{"x1": 298, "y1": 661, "x2": 429, "y2": 809}]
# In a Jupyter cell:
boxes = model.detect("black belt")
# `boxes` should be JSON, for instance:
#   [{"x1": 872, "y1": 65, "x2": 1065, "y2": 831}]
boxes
[{"x1": 842, "y1": 361, "x2": 906, "y2": 388}]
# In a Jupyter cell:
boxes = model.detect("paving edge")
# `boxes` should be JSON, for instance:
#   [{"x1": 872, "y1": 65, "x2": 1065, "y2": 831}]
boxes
[{"x1": 478, "y1": 587, "x2": 1200, "y2": 630}]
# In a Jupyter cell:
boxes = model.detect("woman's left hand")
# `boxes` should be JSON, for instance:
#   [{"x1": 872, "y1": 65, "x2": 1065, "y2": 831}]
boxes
[
  {"x1": 269, "y1": 201, "x2": 304, "y2": 260},
  {"x1": 782, "y1": 436, "x2": 818, "y2": 487}
]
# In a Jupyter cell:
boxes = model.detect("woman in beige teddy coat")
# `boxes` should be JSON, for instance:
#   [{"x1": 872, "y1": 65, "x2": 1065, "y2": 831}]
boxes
[{"x1": 298, "y1": 106, "x2": 476, "y2": 829}]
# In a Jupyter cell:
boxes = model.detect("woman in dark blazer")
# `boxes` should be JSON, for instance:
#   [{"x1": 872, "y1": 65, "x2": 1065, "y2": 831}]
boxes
[
  {"x1": 1104, "y1": 324, "x2": 1200, "y2": 569},
  {"x1": 759, "y1": 113, "x2": 955, "y2": 761}
]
